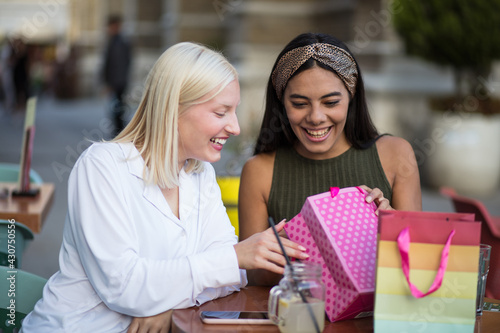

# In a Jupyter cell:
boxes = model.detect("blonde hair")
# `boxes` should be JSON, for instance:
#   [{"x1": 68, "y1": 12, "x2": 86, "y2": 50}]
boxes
[{"x1": 113, "y1": 42, "x2": 238, "y2": 188}]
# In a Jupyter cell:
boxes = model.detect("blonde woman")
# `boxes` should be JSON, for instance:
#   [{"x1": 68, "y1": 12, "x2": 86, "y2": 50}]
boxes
[{"x1": 21, "y1": 42, "x2": 307, "y2": 333}]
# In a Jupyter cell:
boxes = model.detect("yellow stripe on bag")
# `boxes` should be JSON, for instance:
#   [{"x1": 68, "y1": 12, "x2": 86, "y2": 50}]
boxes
[
  {"x1": 374, "y1": 293, "x2": 476, "y2": 325},
  {"x1": 377, "y1": 241, "x2": 479, "y2": 272},
  {"x1": 376, "y1": 267, "x2": 478, "y2": 299}
]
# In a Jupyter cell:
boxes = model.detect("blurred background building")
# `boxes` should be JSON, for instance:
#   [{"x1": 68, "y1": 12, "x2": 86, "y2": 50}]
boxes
[{"x1": 0, "y1": 0, "x2": 460, "y2": 139}]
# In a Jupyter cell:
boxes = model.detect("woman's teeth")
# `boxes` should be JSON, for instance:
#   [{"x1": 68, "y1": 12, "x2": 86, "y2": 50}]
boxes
[
  {"x1": 306, "y1": 128, "x2": 330, "y2": 138},
  {"x1": 210, "y1": 138, "x2": 227, "y2": 145}
]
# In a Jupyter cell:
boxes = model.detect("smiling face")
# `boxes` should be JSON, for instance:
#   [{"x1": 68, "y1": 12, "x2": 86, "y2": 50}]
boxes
[
  {"x1": 178, "y1": 80, "x2": 240, "y2": 167},
  {"x1": 283, "y1": 65, "x2": 351, "y2": 160}
]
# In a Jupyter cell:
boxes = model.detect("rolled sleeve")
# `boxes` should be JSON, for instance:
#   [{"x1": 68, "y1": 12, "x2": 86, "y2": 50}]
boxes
[{"x1": 189, "y1": 245, "x2": 243, "y2": 305}]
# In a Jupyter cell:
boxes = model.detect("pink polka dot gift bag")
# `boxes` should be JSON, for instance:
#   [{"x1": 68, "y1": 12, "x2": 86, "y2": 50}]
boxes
[{"x1": 284, "y1": 186, "x2": 378, "y2": 322}]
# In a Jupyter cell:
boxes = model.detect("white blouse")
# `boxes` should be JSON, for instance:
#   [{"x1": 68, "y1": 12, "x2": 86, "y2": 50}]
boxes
[{"x1": 22, "y1": 142, "x2": 247, "y2": 332}]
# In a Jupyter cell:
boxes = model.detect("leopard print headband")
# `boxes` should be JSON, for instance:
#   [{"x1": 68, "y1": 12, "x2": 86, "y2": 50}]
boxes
[{"x1": 271, "y1": 43, "x2": 358, "y2": 100}]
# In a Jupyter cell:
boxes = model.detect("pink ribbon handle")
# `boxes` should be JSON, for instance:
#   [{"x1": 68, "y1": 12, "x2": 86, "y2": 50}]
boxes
[
  {"x1": 397, "y1": 227, "x2": 456, "y2": 298},
  {"x1": 330, "y1": 187, "x2": 340, "y2": 198}
]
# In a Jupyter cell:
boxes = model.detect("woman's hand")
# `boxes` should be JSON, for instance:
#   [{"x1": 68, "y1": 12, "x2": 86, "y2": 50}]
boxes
[
  {"x1": 234, "y1": 220, "x2": 309, "y2": 275},
  {"x1": 127, "y1": 310, "x2": 173, "y2": 333},
  {"x1": 359, "y1": 185, "x2": 394, "y2": 215}
]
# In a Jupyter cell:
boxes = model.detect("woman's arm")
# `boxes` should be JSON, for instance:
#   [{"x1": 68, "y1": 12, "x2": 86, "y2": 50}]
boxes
[
  {"x1": 376, "y1": 135, "x2": 422, "y2": 211},
  {"x1": 234, "y1": 220, "x2": 308, "y2": 274},
  {"x1": 238, "y1": 153, "x2": 293, "y2": 286},
  {"x1": 127, "y1": 310, "x2": 172, "y2": 333},
  {"x1": 238, "y1": 154, "x2": 274, "y2": 241}
]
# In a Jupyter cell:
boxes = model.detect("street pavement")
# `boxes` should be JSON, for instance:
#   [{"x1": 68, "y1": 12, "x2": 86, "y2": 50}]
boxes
[{"x1": 1, "y1": 96, "x2": 499, "y2": 279}]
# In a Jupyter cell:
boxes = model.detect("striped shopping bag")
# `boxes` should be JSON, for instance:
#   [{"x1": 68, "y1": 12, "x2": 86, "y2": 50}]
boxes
[{"x1": 374, "y1": 211, "x2": 481, "y2": 333}]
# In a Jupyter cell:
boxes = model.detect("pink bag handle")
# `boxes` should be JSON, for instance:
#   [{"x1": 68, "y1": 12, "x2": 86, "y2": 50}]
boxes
[
  {"x1": 329, "y1": 186, "x2": 365, "y2": 198},
  {"x1": 397, "y1": 227, "x2": 456, "y2": 298},
  {"x1": 330, "y1": 187, "x2": 340, "y2": 197}
]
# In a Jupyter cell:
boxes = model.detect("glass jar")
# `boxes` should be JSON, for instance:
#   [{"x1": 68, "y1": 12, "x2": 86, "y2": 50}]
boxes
[{"x1": 268, "y1": 261, "x2": 325, "y2": 333}]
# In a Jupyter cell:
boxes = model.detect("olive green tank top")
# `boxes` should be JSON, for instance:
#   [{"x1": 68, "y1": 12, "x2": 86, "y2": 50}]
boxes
[{"x1": 267, "y1": 144, "x2": 392, "y2": 222}]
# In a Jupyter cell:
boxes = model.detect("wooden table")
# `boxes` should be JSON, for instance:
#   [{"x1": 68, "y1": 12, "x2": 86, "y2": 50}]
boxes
[
  {"x1": 0, "y1": 182, "x2": 55, "y2": 233},
  {"x1": 171, "y1": 286, "x2": 500, "y2": 333}
]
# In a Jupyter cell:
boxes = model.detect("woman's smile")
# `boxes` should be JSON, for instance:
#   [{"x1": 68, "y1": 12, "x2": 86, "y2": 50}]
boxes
[
  {"x1": 303, "y1": 126, "x2": 333, "y2": 141},
  {"x1": 210, "y1": 137, "x2": 228, "y2": 151}
]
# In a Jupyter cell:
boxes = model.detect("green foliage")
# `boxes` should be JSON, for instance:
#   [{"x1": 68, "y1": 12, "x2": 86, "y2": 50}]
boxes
[{"x1": 393, "y1": 0, "x2": 500, "y2": 99}]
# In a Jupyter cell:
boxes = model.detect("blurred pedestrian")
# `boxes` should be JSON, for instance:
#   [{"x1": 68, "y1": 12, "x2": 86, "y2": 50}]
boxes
[
  {"x1": 13, "y1": 37, "x2": 30, "y2": 109},
  {"x1": 102, "y1": 14, "x2": 132, "y2": 137},
  {"x1": 1, "y1": 36, "x2": 17, "y2": 115}
]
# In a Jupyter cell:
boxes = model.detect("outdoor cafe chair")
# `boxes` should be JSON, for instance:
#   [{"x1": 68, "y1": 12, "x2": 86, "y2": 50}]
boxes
[
  {"x1": 440, "y1": 187, "x2": 500, "y2": 299},
  {"x1": 0, "y1": 220, "x2": 34, "y2": 269},
  {"x1": 0, "y1": 162, "x2": 43, "y2": 184},
  {"x1": 0, "y1": 265, "x2": 46, "y2": 332}
]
